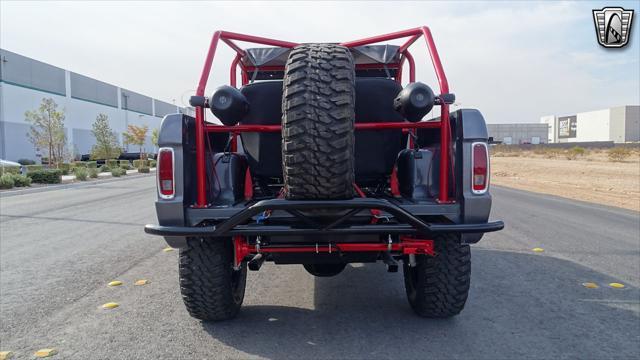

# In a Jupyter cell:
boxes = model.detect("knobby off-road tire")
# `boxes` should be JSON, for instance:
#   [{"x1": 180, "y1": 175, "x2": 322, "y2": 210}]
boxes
[
  {"x1": 282, "y1": 43, "x2": 355, "y2": 200},
  {"x1": 179, "y1": 238, "x2": 247, "y2": 321},
  {"x1": 403, "y1": 233, "x2": 471, "y2": 318}
]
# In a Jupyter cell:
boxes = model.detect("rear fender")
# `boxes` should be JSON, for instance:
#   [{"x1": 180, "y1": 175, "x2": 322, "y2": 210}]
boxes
[
  {"x1": 155, "y1": 114, "x2": 188, "y2": 248},
  {"x1": 452, "y1": 109, "x2": 492, "y2": 244}
]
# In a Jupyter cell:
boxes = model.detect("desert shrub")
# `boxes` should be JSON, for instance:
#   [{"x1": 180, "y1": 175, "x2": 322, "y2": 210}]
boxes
[
  {"x1": 27, "y1": 169, "x2": 62, "y2": 184},
  {"x1": 74, "y1": 167, "x2": 88, "y2": 181},
  {"x1": 88, "y1": 167, "x2": 99, "y2": 178},
  {"x1": 0, "y1": 174, "x2": 15, "y2": 189},
  {"x1": 565, "y1": 146, "x2": 586, "y2": 160},
  {"x1": 608, "y1": 147, "x2": 632, "y2": 162},
  {"x1": 133, "y1": 159, "x2": 144, "y2": 168},
  {"x1": 138, "y1": 166, "x2": 150, "y2": 173},
  {"x1": 11, "y1": 174, "x2": 32, "y2": 187},
  {"x1": 120, "y1": 163, "x2": 131, "y2": 170},
  {"x1": 73, "y1": 161, "x2": 88, "y2": 168},
  {"x1": 532, "y1": 147, "x2": 547, "y2": 155},
  {"x1": 149, "y1": 159, "x2": 157, "y2": 168},
  {"x1": 490, "y1": 144, "x2": 522, "y2": 157},
  {"x1": 0, "y1": 166, "x2": 21, "y2": 176},
  {"x1": 86, "y1": 161, "x2": 98, "y2": 169},
  {"x1": 99, "y1": 165, "x2": 111, "y2": 173},
  {"x1": 107, "y1": 159, "x2": 119, "y2": 168},
  {"x1": 17, "y1": 159, "x2": 36, "y2": 165},
  {"x1": 111, "y1": 168, "x2": 126, "y2": 177},
  {"x1": 25, "y1": 164, "x2": 43, "y2": 172}
]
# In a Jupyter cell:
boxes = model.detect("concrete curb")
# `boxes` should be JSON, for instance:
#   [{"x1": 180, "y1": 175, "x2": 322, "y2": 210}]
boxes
[{"x1": 0, "y1": 172, "x2": 155, "y2": 198}]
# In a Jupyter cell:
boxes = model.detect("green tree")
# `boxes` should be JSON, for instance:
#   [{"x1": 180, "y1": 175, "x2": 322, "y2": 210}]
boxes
[
  {"x1": 151, "y1": 128, "x2": 159, "y2": 148},
  {"x1": 123, "y1": 124, "x2": 149, "y2": 160},
  {"x1": 25, "y1": 98, "x2": 67, "y2": 166},
  {"x1": 90, "y1": 114, "x2": 122, "y2": 160}
]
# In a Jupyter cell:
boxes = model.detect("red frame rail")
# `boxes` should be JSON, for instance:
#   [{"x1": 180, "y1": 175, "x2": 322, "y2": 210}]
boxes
[
  {"x1": 233, "y1": 236, "x2": 435, "y2": 267},
  {"x1": 193, "y1": 27, "x2": 452, "y2": 207}
]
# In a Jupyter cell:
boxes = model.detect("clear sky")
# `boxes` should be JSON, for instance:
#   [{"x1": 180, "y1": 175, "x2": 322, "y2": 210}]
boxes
[{"x1": 1, "y1": 0, "x2": 639, "y2": 124}]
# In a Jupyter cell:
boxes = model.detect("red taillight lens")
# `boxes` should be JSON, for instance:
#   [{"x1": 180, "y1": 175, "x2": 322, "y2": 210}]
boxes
[
  {"x1": 472, "y1": 143, "x2": 488, "y2": 194},
  {"x1": 158, "y1": 148, "x2": 174, "y2": 198}
]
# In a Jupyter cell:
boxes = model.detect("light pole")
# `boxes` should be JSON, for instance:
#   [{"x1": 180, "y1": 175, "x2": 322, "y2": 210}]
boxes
[{"x1": 122, "y1": 93, "x2": 129, "y2": 152}]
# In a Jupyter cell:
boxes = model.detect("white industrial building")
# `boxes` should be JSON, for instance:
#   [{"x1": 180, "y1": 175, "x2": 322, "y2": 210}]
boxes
[
  {"x1": 541, "y1": 106, "x2": 639, "y2": 143},
  {"x1": 486, "y1": 123, "x2": 549, "y2": 145},
  {"x1": 0, "y1": 48, "x2": 183, "y2": 162}
]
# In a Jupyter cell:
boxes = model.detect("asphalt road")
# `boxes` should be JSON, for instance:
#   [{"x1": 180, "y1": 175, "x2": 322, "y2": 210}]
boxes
[{"x1": 1, "y1": 176, "x2": 638, "y2": 359}]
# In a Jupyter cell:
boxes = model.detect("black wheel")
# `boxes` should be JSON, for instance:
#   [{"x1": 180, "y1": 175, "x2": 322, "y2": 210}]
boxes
[
  {"x1": 179, "y1": 238, "x2": 247, "y2": 321},
  {"x1": 282, "y1": 43, "x2": 355, "y2": 200},
  {"x1": 303, "y1": 263, "x2": 347, "y2": 277},
  {"x1": 403, "y1": 234, "x2": 471, "y2": 318}
]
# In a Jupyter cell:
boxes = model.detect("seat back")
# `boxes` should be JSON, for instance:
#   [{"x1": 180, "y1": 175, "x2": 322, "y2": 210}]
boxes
[
  {"x1": 354, "y1": 78, "x2": 406, "y2": 182},
  {"x1": 239, "y1": 81, "x2": 283, "y2": 179},
  {"x1": 239, "y1": 78, "x2": 406, "y2": 183}
]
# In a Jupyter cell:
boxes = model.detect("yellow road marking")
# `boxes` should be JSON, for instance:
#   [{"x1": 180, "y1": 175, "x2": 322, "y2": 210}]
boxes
[
  {"x1": 609, "y1": 282, "x2": 625, "y2": 289},
  {"x1": 0, "y1": 351, "x2": 14, "y2": 360},
  {"x1": 102, "y1": 302, "x2": 120, "y2": 309},
  {"x1": 134, "y1": 279, "x2": 150, "y2": 286},
  {"x1": 532, "y1": 247, "x2": 544, "y2": 252},
  {"x1": 162, "y1": 247, "x2": 174, "y2": 252},
  {"x1": 108, "y1": 280, "x2": 123, "y2": 287},
  {"x1": 34, "y1": 349, "x2": 57, "y2": 358},
  {"x1": 582, "y1": 282, "x2": 598, "y2": 289}
]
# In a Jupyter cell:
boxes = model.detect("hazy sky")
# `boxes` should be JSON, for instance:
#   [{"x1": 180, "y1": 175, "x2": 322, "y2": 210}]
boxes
[{"x1": 1, "y1": 1, "x2": 639, "y2": 124}]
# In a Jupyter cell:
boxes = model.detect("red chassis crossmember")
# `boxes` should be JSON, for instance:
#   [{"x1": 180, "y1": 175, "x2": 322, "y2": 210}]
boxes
[{"x1": 233, "y1": 235, "x2": 435, "y2": 268}]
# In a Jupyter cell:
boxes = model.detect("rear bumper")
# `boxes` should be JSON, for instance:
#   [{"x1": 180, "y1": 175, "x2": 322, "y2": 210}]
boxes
[{"x1": 145, "y1": 198, "x2": 503, "y2": 238}]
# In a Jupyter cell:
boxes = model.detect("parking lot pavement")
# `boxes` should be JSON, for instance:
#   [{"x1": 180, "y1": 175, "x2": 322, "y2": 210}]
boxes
[{"x1": 1, "y1": 177, "x2": 638, "y2": 359}]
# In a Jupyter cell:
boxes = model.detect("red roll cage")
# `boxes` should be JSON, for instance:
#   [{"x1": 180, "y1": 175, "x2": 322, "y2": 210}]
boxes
[{"x1": 193, "y1": 26, "x2": 452, "y2": 207}]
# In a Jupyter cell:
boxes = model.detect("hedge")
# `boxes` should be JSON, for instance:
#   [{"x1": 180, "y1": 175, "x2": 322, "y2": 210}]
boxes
[
  {"x1": 138, "y1": 166, "x2": 150, "y2": 173},
  {"x1": 100, "y1": 165, "x2": 111, "y2": 173},
  {"x1": 133, "y1": 159, "x2": 150, "y2": 168},
  {"x1": 86, "y1": 161, "x2": 98, "y2": 168},
  {"x1": 107, "y1": 159, "x2": 119, "y2": 168},
  {"x1": 12, "y1": 174, "x2": 32, "y2": 187},
  {"x1": 111, "y1": 168, "x2": 126, "y2": 177},
  {"x1": 73, "y1": 161, "x2": 88, "y2": 168},
  {"x1": 58, "y1": 163, "x2": 71, "y2": 175},
  {"x1": 27, "y1": 169, "x2": 63, "y2": 184},
  {"x1": 0, "y1": 166, "x2": 21, "y2": 176},
  {"x1": 149, "y1": 159, "x2": 157, "y2": 168},
  {"x1": 25, "y1": 164, "x2": 43, "y2": 172},
  {"x1": 0, "y1": 174, "x2": 15, "y2": 189}
]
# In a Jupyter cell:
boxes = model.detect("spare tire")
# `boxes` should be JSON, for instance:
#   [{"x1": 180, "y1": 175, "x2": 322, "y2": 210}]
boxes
[{"x1": 282, "y1": 43, "x2": 355, "y2": 200}]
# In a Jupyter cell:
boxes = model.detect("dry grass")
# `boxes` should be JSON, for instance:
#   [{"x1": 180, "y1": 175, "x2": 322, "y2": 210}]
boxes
[{"x1": 490, "y1": 145, "x2": 640, "y2": 211}]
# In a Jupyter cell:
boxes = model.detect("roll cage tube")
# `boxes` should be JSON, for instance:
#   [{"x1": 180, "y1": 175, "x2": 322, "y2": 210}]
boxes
[{"x1": 193, "y1": 27, "x2": 453, "y2": 208}]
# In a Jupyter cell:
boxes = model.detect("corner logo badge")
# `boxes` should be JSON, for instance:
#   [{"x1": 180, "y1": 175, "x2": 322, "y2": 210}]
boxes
[{"x1": 593, "y1": 7, "x2": 634, "y2": 48}]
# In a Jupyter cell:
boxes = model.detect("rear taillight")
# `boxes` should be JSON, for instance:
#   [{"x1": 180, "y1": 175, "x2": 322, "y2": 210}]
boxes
[
  {"x1": 471, "y1": 142, "x2": 489, "y2": 194},
  {"x1": 157, "y1": 148, "x2": 175, "y2": 199}
]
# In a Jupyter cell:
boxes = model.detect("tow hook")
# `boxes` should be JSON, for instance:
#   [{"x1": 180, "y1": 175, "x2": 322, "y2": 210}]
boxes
[
  {"x1": 381, "y1": 251, "x2": 399, "y2": 273},
  {"x1": 248, "y1": 253, "x2": 264, "y2": 271}
]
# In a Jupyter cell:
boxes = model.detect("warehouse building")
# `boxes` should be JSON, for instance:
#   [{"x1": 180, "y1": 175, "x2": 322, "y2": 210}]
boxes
[
  {"x1": 486, "y1": 123, "x2": 549, "y2": 145},
  {"x1": 541, "y1": 106, "x2": 639, "y2": 143},
  {"x1": 0, "y1": 49, "x2": 183, "y2": 162}
]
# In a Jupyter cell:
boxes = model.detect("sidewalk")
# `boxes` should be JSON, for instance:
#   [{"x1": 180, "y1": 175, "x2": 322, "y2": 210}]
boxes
[{"x1": 60, "y1": 168, "x2": 156, "y2": 183}]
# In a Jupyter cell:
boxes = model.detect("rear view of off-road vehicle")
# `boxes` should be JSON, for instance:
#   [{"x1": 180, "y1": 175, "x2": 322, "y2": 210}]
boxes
[{"x1": 145, "y1": 27, "x2": 504, "y2": 321}]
